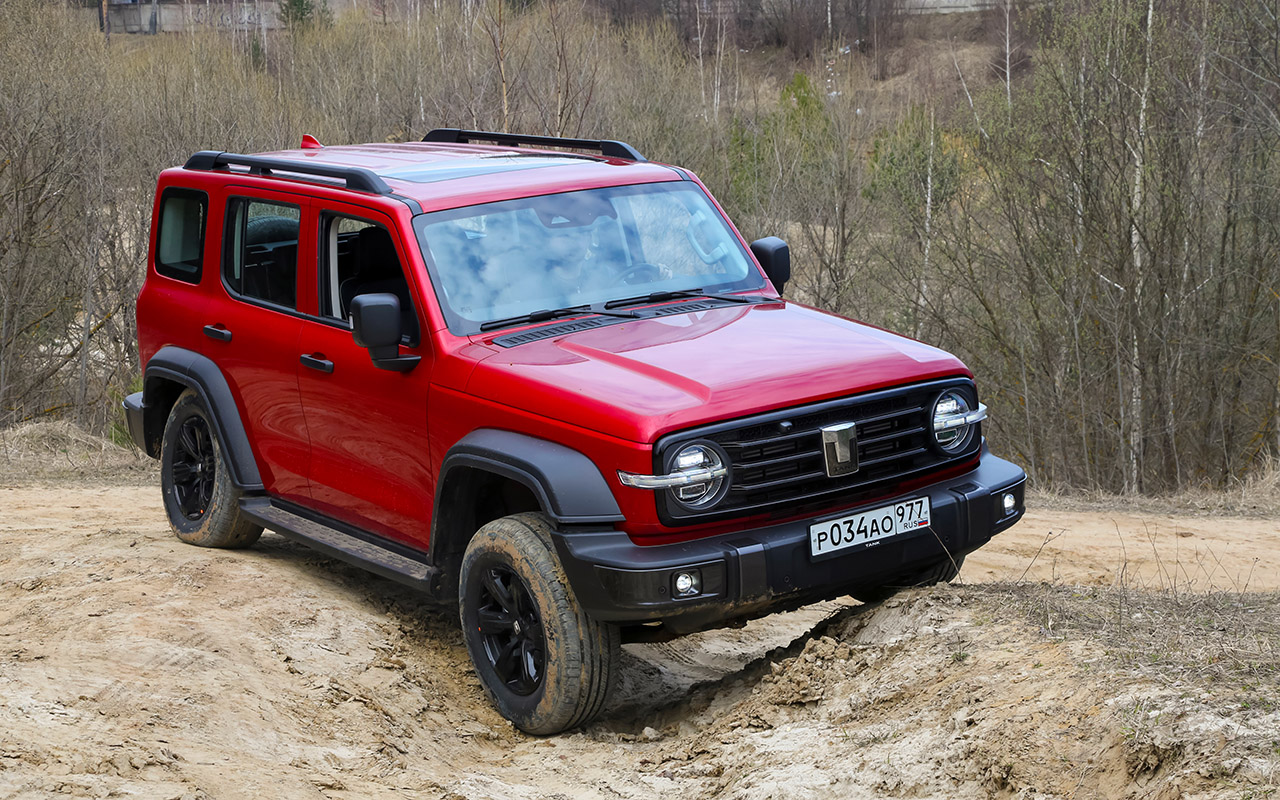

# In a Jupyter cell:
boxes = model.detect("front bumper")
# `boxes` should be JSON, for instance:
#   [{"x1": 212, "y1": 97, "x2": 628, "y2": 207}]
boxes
[
  {"x1": 122, "y1": 392, "x2": 148, "y2": 453},
  {"x1": 551, "y1": 449, "x2": 1026, "y2": 631}
]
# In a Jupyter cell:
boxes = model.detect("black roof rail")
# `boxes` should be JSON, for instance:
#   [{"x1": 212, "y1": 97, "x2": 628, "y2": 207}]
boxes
[
  {"x1": 183, "y1": 151, "x2": 393, "y2": 195},
  {"x1": 422, "y1": 129, "x2": 646, "y2": 163}
]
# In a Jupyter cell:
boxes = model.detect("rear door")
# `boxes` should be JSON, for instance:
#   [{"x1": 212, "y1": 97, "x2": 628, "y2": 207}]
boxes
[
  {"x1": 204, "y1": 188, "x2": 312, "y2": 502},
  {"x1": 295, "y1": 201, "x2": 434, "y2": 549}
]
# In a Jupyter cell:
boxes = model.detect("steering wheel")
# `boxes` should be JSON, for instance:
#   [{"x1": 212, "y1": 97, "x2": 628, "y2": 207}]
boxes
[{"x1": 612, "y1": 262, "x2": 671, "y2": 286}]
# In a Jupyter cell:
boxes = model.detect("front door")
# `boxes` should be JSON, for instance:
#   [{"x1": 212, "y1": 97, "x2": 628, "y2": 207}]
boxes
[{"x1": 296, "y1": 202, "x2": 434, "y2": 549}]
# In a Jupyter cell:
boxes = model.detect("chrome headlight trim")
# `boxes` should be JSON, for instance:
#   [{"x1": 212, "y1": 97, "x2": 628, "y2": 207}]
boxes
[
  {"x1": 619, "y1": 441, "x2": 730, "y2": 510},
  {"x1": 932, "y1": 391, "x2": 985, "y2": 452},
  {"x1": 617, "y1": 465, "x2": 729, "y2": 489},
  {"x1": 933, "y1": 402, "x2": 988, "y2": 431}
]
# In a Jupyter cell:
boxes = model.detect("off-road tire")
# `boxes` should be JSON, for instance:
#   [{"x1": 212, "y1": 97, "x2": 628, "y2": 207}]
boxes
[
  {"x1": 459, "y1": 512, "x2": 619, "y2": 735},
  {"x1": 159, "y1": 389, "x2": 262, "y2": 549},
  {"x1": 851, "y1": 554, "x2": 965, "y2": 604}
]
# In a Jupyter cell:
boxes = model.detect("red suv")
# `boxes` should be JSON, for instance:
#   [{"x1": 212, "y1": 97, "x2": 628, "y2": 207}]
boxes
[{"x1": 124, "y1": 130, "x2": 1025, "y2": 734}]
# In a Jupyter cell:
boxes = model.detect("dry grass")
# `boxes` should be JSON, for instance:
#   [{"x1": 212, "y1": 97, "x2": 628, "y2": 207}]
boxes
[
  {"x1": 0, "y1": 421, "x2": 156, "y2": 486},
  {"x1": 987, "y1": 582, "x2": 1280, "y2": 687},
  {"x1": 964, "y1": 581, "x2": 1280, "y2": 798},
  {"x1": 1028, "y1": 462, "x2": 1280, "y2": 519},
  {"x1": 980, "y1": 466, "x2": 1280, "y2": 713},
  {"x1": 982, "y1": 493, "x2": 1280, "y2": 711}
]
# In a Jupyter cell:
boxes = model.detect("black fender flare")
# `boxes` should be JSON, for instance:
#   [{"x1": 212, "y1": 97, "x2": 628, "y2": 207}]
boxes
[
  {"x1": 433, "y1": 429, "x2": 624, "y2": 541},
  {"x1": 143, "y1": 346, "x2": 264, "y2": 491}
]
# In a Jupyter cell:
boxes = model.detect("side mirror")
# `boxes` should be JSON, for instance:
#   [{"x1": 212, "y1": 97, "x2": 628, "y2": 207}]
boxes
[
  {"x1": 749, "y1": 237, "x2": 790, "y2": 296},
  {"x1": 350, "y1": 293, "x2": 420, "y2": 373}
]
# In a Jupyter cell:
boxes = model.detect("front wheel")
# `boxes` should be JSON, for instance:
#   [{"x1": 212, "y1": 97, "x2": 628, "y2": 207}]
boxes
[{"x1": 459, "y1": 513, "x2": 618, "y2": 735}]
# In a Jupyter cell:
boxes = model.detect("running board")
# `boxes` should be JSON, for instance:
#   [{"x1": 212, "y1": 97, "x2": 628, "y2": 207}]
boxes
[{"x1": 240, "y1": 498, "x2": 443, "y2": 596}]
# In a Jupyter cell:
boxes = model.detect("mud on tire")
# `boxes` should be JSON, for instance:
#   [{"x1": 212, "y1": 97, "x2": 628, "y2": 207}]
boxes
[
  {"x1": 159, "y1": 389, "x2": 262, "y2": 549},
  {"x1": 459, "y1": 512, "x2": 619, "y2": 735}
]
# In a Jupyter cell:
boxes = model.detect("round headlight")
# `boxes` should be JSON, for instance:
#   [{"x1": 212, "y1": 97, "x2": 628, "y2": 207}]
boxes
[
  {"x1": 932, "y1": 390, "x2": 977, "y2": 453},
  {"x1": 667, "y1": 442, "x2": 728, "y2": 509}
]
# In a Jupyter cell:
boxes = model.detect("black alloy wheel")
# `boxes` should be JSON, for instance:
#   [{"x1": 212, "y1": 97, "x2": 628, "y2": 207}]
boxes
[
  {"x1": 159, "y1": 390, "x2": 262, "y2": 549},
  {"x1": 459, "y1": 512, "x2": 619, "y2": 734},
  {"x1": 170, "y1": 415, "x2": 216, "y2": 520},
  {"x1": 476, "y1": 566, "x2": 545, "y2": 696}
]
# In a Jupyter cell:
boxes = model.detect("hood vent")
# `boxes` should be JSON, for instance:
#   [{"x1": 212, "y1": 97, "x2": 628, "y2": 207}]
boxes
[
  {"x1": 490, "y1": 298, "x2": 731, "y2": 347},
  {"x1": 651, "y1": 301, "x2": 716, "y2": 317},
  {"x1": 492, "y1": 317, "x2": 610, "y2": 347}
]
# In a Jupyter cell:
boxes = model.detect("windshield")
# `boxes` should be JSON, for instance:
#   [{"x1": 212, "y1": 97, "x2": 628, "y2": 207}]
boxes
[{"x1": 412, "y1": 183, "x2": 765, "y2": 334}]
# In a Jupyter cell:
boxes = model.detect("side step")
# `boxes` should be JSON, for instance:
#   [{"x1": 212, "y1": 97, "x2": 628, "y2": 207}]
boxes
[{"x1": 240, "y1": 498, "x2": 443, "y2": 596}]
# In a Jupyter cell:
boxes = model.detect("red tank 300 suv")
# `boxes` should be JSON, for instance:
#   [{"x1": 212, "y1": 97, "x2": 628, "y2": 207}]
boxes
[{"x1": 124, "y1": 130, "x2": 1026, "y2": 734}]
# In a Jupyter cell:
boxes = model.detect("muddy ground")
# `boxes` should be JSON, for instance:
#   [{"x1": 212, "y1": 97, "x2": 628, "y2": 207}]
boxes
[{"x1": 0, "y1": 432, "x2": 1276, "y2": 799}]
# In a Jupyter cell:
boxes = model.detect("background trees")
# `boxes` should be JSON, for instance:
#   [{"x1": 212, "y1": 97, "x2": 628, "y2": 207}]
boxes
[{"x1": 2, "y1": 0, "x2": 1276, "y2": 494}]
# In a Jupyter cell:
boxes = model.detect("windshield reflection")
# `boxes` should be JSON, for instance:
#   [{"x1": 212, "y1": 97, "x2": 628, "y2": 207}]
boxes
[{"x1": 414, "y1": 183, "x2": 764, "y2": 333}]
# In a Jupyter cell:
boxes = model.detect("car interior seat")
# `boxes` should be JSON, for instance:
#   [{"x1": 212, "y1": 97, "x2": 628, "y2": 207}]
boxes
[{"x1": 340, "y1": 226, "x2": 419, "y2": 342}]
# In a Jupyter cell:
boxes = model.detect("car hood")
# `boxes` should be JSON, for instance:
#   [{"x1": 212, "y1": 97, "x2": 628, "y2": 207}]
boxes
[{"x1": 465, "y1": 300, "x2": 970, "y2": 443}]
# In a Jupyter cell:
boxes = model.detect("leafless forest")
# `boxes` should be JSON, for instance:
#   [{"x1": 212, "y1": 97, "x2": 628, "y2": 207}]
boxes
[{"x1": 1, "y1": 0, "x2": 1277, "y2": 494}]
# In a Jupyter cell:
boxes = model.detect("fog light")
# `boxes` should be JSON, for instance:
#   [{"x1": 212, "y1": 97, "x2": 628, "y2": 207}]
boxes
[
  {"x1": 1003, "y1": 493, "x2": 1016, "y2": 515},
  {"x1": 673, "y1": 570, "x2": 701, "y2": 597}
]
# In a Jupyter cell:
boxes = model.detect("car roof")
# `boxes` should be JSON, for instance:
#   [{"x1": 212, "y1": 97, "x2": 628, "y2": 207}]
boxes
[{"x1": 243, "y1": 141, "x2": 686, "y2": 212}]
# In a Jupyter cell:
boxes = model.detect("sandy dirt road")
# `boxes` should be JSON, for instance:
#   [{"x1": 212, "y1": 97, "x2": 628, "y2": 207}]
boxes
[{"x1": 0, "y1": 482, "x2": 1276, "y2": 799}]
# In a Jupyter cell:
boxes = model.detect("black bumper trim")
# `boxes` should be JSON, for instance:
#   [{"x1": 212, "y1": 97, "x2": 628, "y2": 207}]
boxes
[
  {"x1": 730, "y1": 538, "x2": 768, "y2": 601},
  {"x1": 122, "y1": 392, "x2": 147, "y2": 452},
  {"x1": 552, "y1": 451, "x2": 1026, "y2": 628}
]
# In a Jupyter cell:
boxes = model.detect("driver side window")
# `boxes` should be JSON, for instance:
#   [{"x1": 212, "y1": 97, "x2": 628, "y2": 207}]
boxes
[{"x1": 319, "y1": 214, "x2": 419, "y2": 343}]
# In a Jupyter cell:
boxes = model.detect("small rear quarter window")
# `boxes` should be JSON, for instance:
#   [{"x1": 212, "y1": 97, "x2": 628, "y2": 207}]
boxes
[{"x1": 155, "y1": 188, "x2": 208, "y2": 283}]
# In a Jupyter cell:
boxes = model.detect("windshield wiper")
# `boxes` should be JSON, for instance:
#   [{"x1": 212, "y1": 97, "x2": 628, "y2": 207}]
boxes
[
  {"x1": 479, "y1": 303, "x2": 638, "y2": 332},
  {"x1": 480, "y1": 290, "x2": 764, "y2": 332},
  {"x1": 603, "y1": 288, "x2": 764, "y2": 310}
]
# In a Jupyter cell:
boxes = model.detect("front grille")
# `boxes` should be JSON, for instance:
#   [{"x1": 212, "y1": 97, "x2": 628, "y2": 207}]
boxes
[{"x1": 655, "y1": 378, "x2": 979, "y2": 525}]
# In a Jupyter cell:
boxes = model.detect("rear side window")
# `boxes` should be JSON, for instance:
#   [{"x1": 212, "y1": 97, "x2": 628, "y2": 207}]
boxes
[
  {"x1": 155, "y1": 188, "x2": 208, "y2": 283},
  {"x1": 222, "y1": 198, "x2": 301, "y2": 309}
]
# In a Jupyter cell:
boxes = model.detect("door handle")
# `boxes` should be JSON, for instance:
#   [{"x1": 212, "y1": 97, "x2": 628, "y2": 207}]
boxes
[
  {"x1": 203, "y1": 324, "x2": 232, "y2": 342},
  {"x1": 300, "y1": 354, "x2": 334, "y2": 373}
]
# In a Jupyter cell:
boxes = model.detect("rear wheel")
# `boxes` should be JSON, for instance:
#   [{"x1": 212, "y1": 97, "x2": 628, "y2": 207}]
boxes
[
  {"x1": 459, "y1": 512, "x2": 618, "y2": 735},
  {"x1": 159, "y1": 390, "x2": 262, "y2": 549},
  {"x1": 852, "y1": 555, "x2": 965, "y2": 604}
]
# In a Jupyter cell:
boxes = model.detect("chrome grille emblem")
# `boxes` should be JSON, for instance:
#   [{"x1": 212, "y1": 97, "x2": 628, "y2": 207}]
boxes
[{"x1": 821, "y1": 422, "x2": 859, "y2": 477}]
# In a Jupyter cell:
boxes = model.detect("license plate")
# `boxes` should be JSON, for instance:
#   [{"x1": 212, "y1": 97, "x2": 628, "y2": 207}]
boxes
[{"x1": 809, "y1": 497, "x2": 931, "y2": 557}]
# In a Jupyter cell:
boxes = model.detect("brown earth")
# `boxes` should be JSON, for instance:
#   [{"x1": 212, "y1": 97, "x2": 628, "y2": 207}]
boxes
[{"x1": 0, "y1": 435, "x2": 1277, "y2": 799}]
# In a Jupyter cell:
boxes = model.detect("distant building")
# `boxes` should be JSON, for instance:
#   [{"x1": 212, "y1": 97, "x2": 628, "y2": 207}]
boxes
[
  {"x1": 86, "y1": 0, "x2": 995, "y2": 36},
  {"x1": 87, "y1": 0, "x2": 366, "y2": 34}
]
